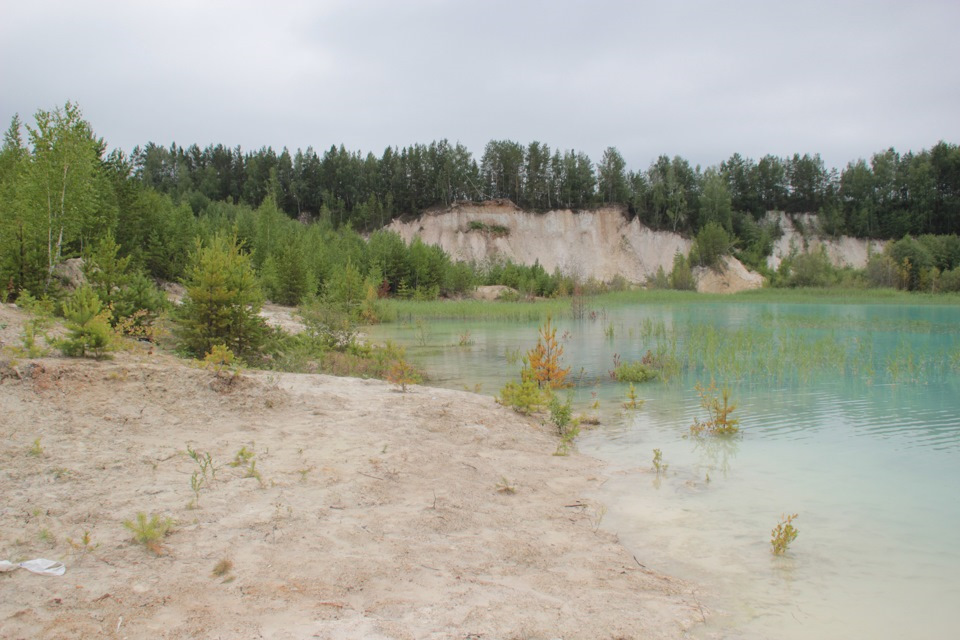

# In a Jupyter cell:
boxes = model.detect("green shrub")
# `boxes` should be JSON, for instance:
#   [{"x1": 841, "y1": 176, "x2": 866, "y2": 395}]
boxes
[
  {"x1": 691, "y1": 222, "x2": 732, "y2": 269},
  {"x1": 498, "y1": 367, "x2": 544, "y2": 415},
  {"x1": 669, "y1": 252, "x2": 696, "y2": 290},
  {"x1": 59, "y1": 285, "x2": 113, "y2": 359},
  {"x1": 611, "y1": 360, "x2": 659, "y2": 383}
]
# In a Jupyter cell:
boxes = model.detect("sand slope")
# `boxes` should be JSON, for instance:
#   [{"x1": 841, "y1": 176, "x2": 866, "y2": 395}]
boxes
[{"x1": 0, "y1": 305, "x2": 702, "y2": 639}]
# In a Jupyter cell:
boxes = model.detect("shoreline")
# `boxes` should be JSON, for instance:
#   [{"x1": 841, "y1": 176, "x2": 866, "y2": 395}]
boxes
[{"x1": 1, "y1": 306, "x2": 704, "y2": 638}]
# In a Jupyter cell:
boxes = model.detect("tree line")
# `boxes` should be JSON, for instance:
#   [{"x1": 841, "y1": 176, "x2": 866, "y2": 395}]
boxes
[
  {"x1": 132, "y1": 135, "x2": 960, "y2": 241},
  {"x1": 3, "y1": 102, "x2": 960, "y2": 308}
]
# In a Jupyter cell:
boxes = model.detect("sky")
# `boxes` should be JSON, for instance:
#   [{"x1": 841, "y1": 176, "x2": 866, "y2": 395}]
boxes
[{"x1": 2, "y1": 0, "x2": 958, "y2": 172}]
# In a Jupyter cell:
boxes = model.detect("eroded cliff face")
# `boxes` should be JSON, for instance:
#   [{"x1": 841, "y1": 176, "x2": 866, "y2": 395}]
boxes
[
  {"x1": 766, "y1": 212, "x2": 886, "y2": 270},
  {"x1": 387, "y1": 203, "x2": 882, "y2": 294},
  {"x1": 387, "y1": 201, "x2": 692, "y2": 283}
]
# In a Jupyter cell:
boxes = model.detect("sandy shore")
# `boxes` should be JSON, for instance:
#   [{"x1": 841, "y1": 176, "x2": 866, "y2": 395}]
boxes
[{"x1": 0, "y1": 304, "x2": 703, "y2": 639}]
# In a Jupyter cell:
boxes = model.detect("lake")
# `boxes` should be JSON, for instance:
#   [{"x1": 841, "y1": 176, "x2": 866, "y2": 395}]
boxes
[{"x1": 368, "y1": 299, "x2": 960, "y2": 639}]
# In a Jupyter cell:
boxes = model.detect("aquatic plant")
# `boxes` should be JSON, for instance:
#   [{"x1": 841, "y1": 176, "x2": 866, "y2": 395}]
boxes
[
  {"x1": 610, "y1": 358, "x2": 658, "y2": 383},
  {"x1": 652, "y1": 449, "x2": 668, "y2": 474},
  {"x1": 623, "y1": 383, "x2": 644, "y2": 409},
  {"x1": 690, "y1": 381, "x2": 739, "y2": 436},
  {"x1": 771, "y1": 513, "x2": 799, "y2": 556}
]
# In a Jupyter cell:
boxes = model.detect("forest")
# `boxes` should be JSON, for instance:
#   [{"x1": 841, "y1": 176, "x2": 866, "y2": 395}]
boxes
[{"x1": 2, "y1": 101, "x2": 960, "y2": 318}]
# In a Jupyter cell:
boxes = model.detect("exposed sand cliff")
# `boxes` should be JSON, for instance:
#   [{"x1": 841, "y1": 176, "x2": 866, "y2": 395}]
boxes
[
  {"x1": 766, "y1": 212, "x2": 886, "y2": 271},
  {"x1": 388, "y1": 201, "x2": 693, "y2": 284},
  {"x1": 389, "y1": 202, "x2": 884, "y2": 294}
]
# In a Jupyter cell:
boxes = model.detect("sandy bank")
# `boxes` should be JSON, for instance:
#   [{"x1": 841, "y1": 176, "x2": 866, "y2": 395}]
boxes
[{"x1": 0, "y1": 305, "x2": 702, "y2": 639}]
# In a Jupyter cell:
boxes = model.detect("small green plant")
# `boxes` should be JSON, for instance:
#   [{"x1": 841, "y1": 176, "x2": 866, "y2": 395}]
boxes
[
  {"x1": 496, "y1": 477, "x2": 516, "y2": 494},
  {"x1": 123, "y1": 512, "x2": 174, "y2": 554},
  {"x1": 67, "y1": 530, "x2": 99, "y2": 561},
  {"x1": 690, "y1": 381, "x2": 740, "y2": 436},
  {"x1": 38, "y1": 528, "x2": 56, "y2": 545},
  {"x1": 771, "y1": 513, "x2": 799, "y2": 555},
  {"x1": 623, "y1": 383, "x2": 644, "y2": 409},
  {"x1": 245, "y1": 460, "x2": 264, "y2": 485},
  {"x1": 204, "y1": 343, "x2": 243, "y2": 383},
  {"x1": 549, "y1": 394, "x2": 581, "y2": 455},
  {"x1": 652, "y1": 448, "x2": 668, "y2": 474},
  {"x1": 189, "y1": 471, "x2": 205, "y2": 509},
  {"x1": 498, "y1": 367, "x2": 544, "y2": 415},
  {"x1": 212, "y1": 558, "x2": 234, "y2": 577},
  {"x1": 229, "y1": 446, "x2": 255, "y2": 467},
  {"x1": 18, "y1": 317, "x2": 50, "y2": 358},
  {"x1": 457, "y1": 329, "x2": 474, "y2": 347},
  {"x1": 28, "y1": 437, "x2": 44, "y2": 457},
  {"x1": 186, "y1": 446, "x2": 216, "y2": 480},
  {"x1": 414, "y1": 318, "x2": 432, "y2": 346}
]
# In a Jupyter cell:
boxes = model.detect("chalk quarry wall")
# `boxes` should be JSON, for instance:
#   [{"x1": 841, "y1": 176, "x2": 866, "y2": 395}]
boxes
[
  {"x1": 387, "y1": 202, "x2": 883, "y2": 293},
  {"x1": 388, "y1": 201, "x2": 692, "y2": 284},
  {"x1": 766, "y1": 212, "x2": 886, "y2": 271}
]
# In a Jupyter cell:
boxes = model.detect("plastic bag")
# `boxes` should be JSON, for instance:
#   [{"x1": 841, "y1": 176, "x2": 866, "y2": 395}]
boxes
[{"x1": 0, "y1": 558, "x2": 66, "y2": 576}]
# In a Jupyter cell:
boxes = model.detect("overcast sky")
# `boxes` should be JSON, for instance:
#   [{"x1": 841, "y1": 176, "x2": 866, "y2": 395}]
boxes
[{"x1": 2, "y1": 0, "x2": 958, "y2": 172}]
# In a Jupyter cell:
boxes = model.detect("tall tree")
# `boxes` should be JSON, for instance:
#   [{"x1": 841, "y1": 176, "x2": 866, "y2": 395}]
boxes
[{"x1": 597, "y1": 146, "x2": 629, "y2": 205}]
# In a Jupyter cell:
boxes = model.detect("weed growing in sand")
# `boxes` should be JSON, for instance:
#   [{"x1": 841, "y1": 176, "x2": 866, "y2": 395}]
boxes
[
  {"x1": 653, "y1": 449, "x2": 668, "y2": 475},
  {"x1": 771, "y1": 513, "x2": 799, "y2": 556},
  {"x1": 496, "y1": 477, "x2": 517, "y2": 494},
  {"x1": 186, "y1": 446, "x2": 216, "y2": 508},
  {"x1": 230, "y1": 446, "x2": 255, "y2": 467},
  {"x1": 38, "y1": 528, "x2": 56, "y2": 545},
  {"x1": 189, "y1": 472, "x2": 205, "y2": 509},
  {"x1": 18, "y1": 317, "x2": 50, "y2": 358},
  {"x1": 227, "y1": 445, "x2": 264, "y2": 485},
  {"x1": 28, "y1": 437, "x2": 44, "y2": 457},
  {"x1": 204, "y1": 343, "x2": 243, "y2": 384},
  {"x1": 245, "y1": 460, "x2": 263, "y2": 485},
  {"x1": 124, "y1": 512, "x2": 174, "y2": 554},
  {"x1": 187, "y1": 446, "x2": 216, "y2": 480},
  {"x1": 67, "y1": 530, "x2": 99, "y2": 562},
  {"x1": 212, "y1": 558, "x2": 234, "y2": 577},
  {"x1": 386, "y1": 358, "x2": 421, "y2": 392},
  {"x1": 591, "y1": 504, "x2": 608, "y2": 533},
  {"x1": 690, "y1": 381, "x2": 740, "y2": 436}
]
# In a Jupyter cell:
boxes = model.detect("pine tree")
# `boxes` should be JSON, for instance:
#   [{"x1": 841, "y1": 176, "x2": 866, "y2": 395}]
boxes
[
  {"x1": 59, "y1": 285, "x2": 113, "y2": 358},
  {"x1": 526, "y1": 316, "x2": 571, "y2": 389},
  {"x1": 177, "y1": 233, "x2": 265, "y2": 358}
]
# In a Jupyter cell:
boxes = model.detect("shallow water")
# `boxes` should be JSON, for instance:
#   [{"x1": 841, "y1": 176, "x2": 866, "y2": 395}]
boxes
[{"x1": 368, "y1": 301, "x2": 960, "y2": 639}]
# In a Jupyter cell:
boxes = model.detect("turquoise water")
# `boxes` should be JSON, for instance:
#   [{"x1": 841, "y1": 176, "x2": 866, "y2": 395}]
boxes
[{"x1": 368, "y1": 302, "x2": 960, "y2": 638}]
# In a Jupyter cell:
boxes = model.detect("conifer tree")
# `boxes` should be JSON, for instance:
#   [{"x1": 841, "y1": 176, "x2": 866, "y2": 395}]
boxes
[{"x1": 177, "y1": 233, "x2": 265, "y2": 358}]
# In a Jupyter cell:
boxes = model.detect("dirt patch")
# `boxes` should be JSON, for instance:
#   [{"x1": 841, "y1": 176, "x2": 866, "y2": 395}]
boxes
[
  {"x1": 696, "y1": 257, "x2": 766, "y2": 294},
  {"x1": 471, "y1": 285, "x2": 518, "y2": 301},
  {"x1": 0, "y1": 311, "x2": 704, "y2": 639}
]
